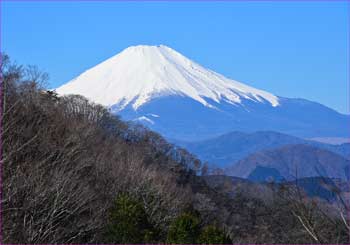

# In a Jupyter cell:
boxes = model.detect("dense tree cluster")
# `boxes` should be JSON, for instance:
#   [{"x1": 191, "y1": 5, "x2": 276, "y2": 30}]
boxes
[
  {"x1": 104, "y1": 194, "x2": 158, "y2": 243},
  {"x1": 1, "y1": 54, "x2": 349, "y2": 244}
]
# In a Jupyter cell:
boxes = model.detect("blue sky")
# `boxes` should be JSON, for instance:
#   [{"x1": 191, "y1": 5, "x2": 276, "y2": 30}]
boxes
[{"x1": 1, "y1": 1, "x2": 349, "y2": 113}]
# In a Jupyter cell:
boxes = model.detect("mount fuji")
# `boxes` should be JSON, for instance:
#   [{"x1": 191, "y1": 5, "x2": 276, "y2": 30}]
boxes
[{"x1": 56, "y1": 45, "x2": 350, "y2": 141}]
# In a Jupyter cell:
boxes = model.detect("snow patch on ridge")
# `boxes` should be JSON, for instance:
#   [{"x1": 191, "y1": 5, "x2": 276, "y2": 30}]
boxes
[{"x1": 134, "y1": 116, "x2": 155, "y2": 125}]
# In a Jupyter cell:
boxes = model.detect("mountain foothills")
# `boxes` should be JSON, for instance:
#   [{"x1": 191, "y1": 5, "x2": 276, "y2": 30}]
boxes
[
  {"x1": 56, "y1": 45, "x2": 350, "y2": 141},
  {"x1": 227, "y1": 144, "x2": 350, "y2": 181},
  {"x1": 176, "y1": 131, "x2": 350, "y2": 182},
  {"x1": 177, "y1": 131, "x2": 350, "y2": 167},
  {"x1": 3, "y1": 50, "x2": 349, "y2": 244}
]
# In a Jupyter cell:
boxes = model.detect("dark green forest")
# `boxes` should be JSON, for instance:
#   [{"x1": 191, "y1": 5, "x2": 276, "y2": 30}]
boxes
[{"x1": 1, "y1": 54, "x2": 349, "y2": 244}]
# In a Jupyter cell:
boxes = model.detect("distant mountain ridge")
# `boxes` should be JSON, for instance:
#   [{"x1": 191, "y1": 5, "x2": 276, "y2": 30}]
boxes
[
  {"x1": 56, "y1": 45, "x2": 350, "y2": 141},
  {"x1": 177, "y1": 131, "x2": 350, "y2": 168},
  {"x1": 203, "y1": 175, "x2": 348, "y2": 202},
  {"x1": 226, "y1": 144, "x2": 350, "y2": 181}
]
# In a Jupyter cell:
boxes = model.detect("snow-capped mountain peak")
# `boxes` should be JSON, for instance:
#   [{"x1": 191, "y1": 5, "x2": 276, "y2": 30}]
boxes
[{"x1": 56, "y1": 45, "x2": 279, "y2": 110}]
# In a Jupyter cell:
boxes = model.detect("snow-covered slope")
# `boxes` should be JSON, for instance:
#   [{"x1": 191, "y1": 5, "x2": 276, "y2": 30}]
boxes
[
  {"x1": 56, "y1": 45, "x2": 350, "y2": 141},
  {"x1": 57, "y1": 45, "x2": 279, "y2": 111}
]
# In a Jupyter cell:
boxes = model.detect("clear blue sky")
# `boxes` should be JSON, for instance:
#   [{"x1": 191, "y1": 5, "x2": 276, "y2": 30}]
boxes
[{"x1": 1, "y1": 1, "x2": 349, "y2": 113}]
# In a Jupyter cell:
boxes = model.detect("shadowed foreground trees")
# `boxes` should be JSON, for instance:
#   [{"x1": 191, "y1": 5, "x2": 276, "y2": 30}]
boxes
[
  {"x1": 104, "y1": 194, "x2": 157, "y2": 243},
  {"x1": 1, "y1": 55, "x2": 349, "y2": 244},
  {"x1": 198, "y1": 225, "x2": 232, "y2": 244},
  {"x1": 166, "y1": 213, "x2": 232, "y2": 244},
  {"x1": 166, "y1": 212, "x2": 201, "y2": 244}
]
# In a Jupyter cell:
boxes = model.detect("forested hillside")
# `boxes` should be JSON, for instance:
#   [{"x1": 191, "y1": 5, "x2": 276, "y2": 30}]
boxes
[{"x1": 1, "y1": 55, "x2": 348, "y2": 244}]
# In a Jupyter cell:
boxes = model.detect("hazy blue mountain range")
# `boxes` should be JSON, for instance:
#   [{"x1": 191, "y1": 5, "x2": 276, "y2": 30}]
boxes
[
  {"x1": 226, "y1": 144, "x2": 350, "y2": 181},
  {"x1": 203, "y1": 175, "x2": 348, "y2": 202},
  {"x1": 176, "y1": 131, "x2": 350, "y2": 167}
]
